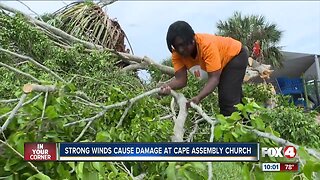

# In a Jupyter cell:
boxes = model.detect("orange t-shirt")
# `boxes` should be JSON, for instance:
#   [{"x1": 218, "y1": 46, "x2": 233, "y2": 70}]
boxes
[{"x1": 172, "y1": 33, "x2": 242, "y2": 74}]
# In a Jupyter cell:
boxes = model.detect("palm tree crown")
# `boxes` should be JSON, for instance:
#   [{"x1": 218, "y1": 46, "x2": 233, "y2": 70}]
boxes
[{"x1": 216, "y1": 11, "x2": 284, "y2": 68}]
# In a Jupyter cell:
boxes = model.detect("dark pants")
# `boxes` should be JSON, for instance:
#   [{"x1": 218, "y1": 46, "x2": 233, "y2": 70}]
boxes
[{"x1": 218, "y1": 46, "x2": 249, "y2": 116}]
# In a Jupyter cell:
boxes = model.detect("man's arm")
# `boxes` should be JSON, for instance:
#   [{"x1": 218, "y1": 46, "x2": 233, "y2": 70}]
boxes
[
  {"x1": 195, "y1": 70, "x2": 221, "y2": 101},
  {"x1": 167, "y1": 67, "x2": 188, "y2": 90},
  {"x1": 159, "y1": 67, "x2": 187, "y2": 95}
]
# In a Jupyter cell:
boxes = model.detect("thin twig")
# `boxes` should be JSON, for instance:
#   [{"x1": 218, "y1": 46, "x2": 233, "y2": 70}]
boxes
[
  {"x1": 17, "y1": 0, "x2": 43, "y2": 21},
  {"x1": 73, "y1": 96, "x2": 102, "y2": 108},
  {"x1": 40, "y1": 92, "x2": 48, "y2": 121},
  {"x1": 14, "y1": 60, "x2": 29, "y2": 66},
  {"x1": 120, "y1": 162, "x2": 135, "y2": 180}
]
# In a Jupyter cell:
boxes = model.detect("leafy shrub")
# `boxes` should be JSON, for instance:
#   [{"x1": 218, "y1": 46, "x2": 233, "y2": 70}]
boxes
[
  {"x1": 260, "y1": 106, "x2": 320, "y2": 148},
  {"x1": 242, "y1": 83, "x2": 274, "y2": 105}
]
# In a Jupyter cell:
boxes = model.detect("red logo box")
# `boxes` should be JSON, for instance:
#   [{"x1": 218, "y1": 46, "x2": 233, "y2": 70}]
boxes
[{"x1": 24, "y1": 143, "x2": 57, "y2": 161}]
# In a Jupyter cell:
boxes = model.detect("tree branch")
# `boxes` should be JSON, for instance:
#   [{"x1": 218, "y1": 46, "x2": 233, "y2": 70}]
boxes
[
  {"x1": 0, "y1": 98, "x2": 20, "y2": 103},
  {"x1": 64, "y1": 88, "x2": 161, "y2": 127},
  {"x1": 170, "y1": 91, "x2": 188, "y2": 142},
  {"x1": 23, "y1": 84, "x2": 56, "y2": 94},
  {"x1": 0, "y1": 94, "x2": 27, "y2": 134},
  {"x1": 170, "y1": 97, "x2": 177, "y2": 121},
  {"x1": 158, "y1": 114, "x2": 173, "y2": 121},
  {"x1": 116, "y1": 101, "x2": 133, "y2": 128},
  {"x1": 187, "y1": 119, "x2": 204, "y2": 142},
  {"x1": 121, "y1": 63, "x2": 147, "y2": 72},
  {"x1": 0, "y1": 93, "x2": 42, "y2": 120},
  {"x1": 249, "y1": 128, "x2": 320, "y2": 159},
  {"x1": 38, "y1": 92, "x2": 48, "y2": 140},
  {"x1": 0, "y1": 62, "x2": 41, "y2": 83},
  {"x1": 0, "y1": 47, "x2": 66, "y2": 83},
  {"x1": 74, "y1": 121, "x2": 93, "y2": 142}
]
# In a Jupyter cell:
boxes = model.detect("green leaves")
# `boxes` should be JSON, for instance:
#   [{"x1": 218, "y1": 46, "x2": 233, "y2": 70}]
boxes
[
  {"x1": 251, "y1": 117, "x2": 265, "y2": 131},
  {"x1": 166, "y1": 162, "x2": 176, "y2": 180},
  {"x1": 26, "y1": 173, "x2": 51, "y2": 180},
  {"x1": 45, "y1": 106, "x2": 59, "y2": 119},
  {"x1": 273, "y1": 172, "x2": 292, "y2": 180},
  {"x1": 241, "y1": 163, "x2": 250, "y2": 180},
  {"x1": 303, "y1": 162, "x2": 314, "y2": 180},
  {"x1": 214, "y1": 125, "x2": 223, "y2": 141}
]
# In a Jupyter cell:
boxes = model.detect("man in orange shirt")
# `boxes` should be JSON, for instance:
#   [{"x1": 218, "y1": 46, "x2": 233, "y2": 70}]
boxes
[{"x1": 159, "y1": 21, "x2": 248, "y2": 116}]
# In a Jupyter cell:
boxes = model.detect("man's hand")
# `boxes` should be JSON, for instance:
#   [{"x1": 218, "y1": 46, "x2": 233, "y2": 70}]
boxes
[
  {"x1": 186, "y1": 96, "x2": 200, "y2": 108},
  {"x1": 159, "y1": 84, "x2": 172, "y2": 96}
]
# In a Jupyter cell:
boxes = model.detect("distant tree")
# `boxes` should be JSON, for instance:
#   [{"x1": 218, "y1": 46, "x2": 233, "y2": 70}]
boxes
[{"x1": 217, "y1": 11, "x2": 284, "y2": 68}]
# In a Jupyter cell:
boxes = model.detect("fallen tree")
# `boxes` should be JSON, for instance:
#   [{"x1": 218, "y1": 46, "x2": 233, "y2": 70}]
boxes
[{"x1": 0, "y1": 2, "x2": 319, "y2": 180}]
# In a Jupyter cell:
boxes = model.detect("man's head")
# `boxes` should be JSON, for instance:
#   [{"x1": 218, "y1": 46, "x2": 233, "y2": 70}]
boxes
[{"x1": 166, "y1": 21, "x2": 195, "y2": 57}]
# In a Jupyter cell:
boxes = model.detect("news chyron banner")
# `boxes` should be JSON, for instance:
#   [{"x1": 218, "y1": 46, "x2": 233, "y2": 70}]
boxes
[{"x1": 24, "y1": 142, "x2": 259, "y2": 161}]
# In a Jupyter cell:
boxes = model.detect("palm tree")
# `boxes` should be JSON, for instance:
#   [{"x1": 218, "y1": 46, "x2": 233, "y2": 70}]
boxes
[{"x1": 216, "y1": 11, "x2": 284, "y2": 68}]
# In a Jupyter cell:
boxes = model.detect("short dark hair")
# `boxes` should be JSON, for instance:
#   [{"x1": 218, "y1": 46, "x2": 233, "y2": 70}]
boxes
[{"x1": 166, "y1": 21, "x2": 195, "y2": 52}]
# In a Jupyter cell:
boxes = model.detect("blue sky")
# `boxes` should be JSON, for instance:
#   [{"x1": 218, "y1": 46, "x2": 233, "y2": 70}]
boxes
[{"x1": 2, "y1": 1, "x2": 320, "y2": 64}]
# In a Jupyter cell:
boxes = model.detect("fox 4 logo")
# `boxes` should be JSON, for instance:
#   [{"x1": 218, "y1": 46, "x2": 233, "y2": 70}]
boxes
[{"x1": 261, "y1": 146, "x2": 297, "y2": 158}]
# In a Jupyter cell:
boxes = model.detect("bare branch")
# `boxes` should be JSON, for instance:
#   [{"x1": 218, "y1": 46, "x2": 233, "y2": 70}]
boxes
[
  {"x1": 187, "y1": 119, "x2": 204, "y2": 142},
  {"x1": 116, "y1": 102, "x2": 133, "y2": 128},
  {"x1": 23, "y1": 84, "x2": 56, "y2": 94},
  {"x1": 121, "y1": 63, "x2": 147, "y2": 72},
  {"x1": 170, "y1": 97, "x2": 177, "y2": 121},
  {"x1": 0, "y1": 62, "x2": 41, "y2": 83},
  {"x1": 73, "y1": 96, "x2": 102, "y2": 108},
  {"x1": 14, "y1": 61, "x2": 29, "y2": 66},
  {"x1": 134, "y1": 173, "x2": 147, "y2": 180},
  {"x1": 170, "y1": 91, "x2": 188, "y2": 142},
  {"x1": 64, "y1": 88, "x2": 161, "y2": 127},
  {"x1": 208, "y1": 162, "x2": 213, "y2": 180},
  {"x1": 0, "y1": 98, "x2": 20, "y2": 103},
  {"x1": 64, "y1": 109, "x2": 107, "y2": 127},
  {"x1": 190, "y1": 103, "x2": 217, "y2": 126},
  {"x1": 0, "y1": 94, "x2": 27, "y2": 134},
  {"x1": 0, "y1": 47, "x2": 66, "y2": 83},
  {"x1": 74, "y1": 121, "x2": 93, "y2": 142},
  {"x1": 0, "y1": 93, "x2": 42, "y2": 120},
  {"x1": 158, "y1": 114, "x2": 173, "y2": 121},
  {"x1": 38, "y1": 92, "x2": 48, "y2": 139},
  {"x1": 249, "y1": 128, "x2": 320, "y2": 159}
]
